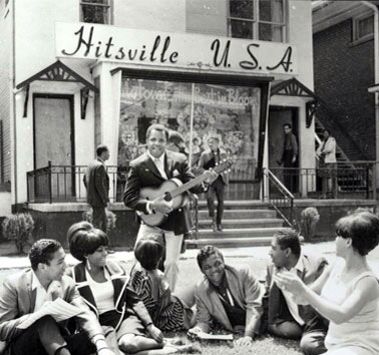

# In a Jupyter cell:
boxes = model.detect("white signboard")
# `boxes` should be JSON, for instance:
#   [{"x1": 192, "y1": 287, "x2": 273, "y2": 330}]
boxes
[{"x1": 55, "y1": 22, "x2": 297, "y2": 76}]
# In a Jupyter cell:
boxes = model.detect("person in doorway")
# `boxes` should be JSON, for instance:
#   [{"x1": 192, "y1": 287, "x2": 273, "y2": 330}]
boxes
[
  {"x1": 123, "y1": 123, "x2": 217, "y2": 291},
  {"x1": 84, "y1": 145, "x2": 110, "y2": 233},
  {"x1": 277, "y1": 123, "x2": 298, "y2": 192},
  {"x1": 316, "y1": 129, "x2": 337, "y2": 198},
  {"x1": 265, "y1": 229, "x2": 329, "y2": 355},
  {"x1": 275, "y1": 211, "x2": 379, "y2": 355},
  {"x1": 0, "y1": 239, "x2": 114, "y2": 355},
  {"x1": 188, "y1": 246, "x2": 265, "y2": 346},
  {"x1": 198, "y1": 136, "x2": 228, "y2": 232}
]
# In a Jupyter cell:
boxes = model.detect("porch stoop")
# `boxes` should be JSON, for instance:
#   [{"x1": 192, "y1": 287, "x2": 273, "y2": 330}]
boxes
[{"x1": 185, "y1": 200, "x2": 289, "y2": 248}]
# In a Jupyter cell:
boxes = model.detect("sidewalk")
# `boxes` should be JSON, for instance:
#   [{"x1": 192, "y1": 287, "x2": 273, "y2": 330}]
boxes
[{"x1": 1, "y1": 241, "x2": 378, "y2": 273}]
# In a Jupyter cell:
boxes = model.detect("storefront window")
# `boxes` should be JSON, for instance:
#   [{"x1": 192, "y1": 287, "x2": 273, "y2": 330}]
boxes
[{"x1": 118, "y1": 77, "x2": 261, "y2": 182}]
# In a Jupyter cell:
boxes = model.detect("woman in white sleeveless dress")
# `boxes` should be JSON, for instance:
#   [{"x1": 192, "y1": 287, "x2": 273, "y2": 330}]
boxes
[{"x1": 275, "y1": 211, "x2": 379, "y2": 355}]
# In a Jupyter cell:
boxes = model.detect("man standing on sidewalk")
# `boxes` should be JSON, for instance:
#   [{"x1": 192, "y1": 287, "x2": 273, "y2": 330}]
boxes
[{"x1": 84, "y1": 145, "x2": 110, "y2": 232}]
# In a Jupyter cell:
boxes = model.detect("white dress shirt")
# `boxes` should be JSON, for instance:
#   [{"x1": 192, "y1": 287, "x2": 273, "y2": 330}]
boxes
[
  {"x1": 148, "y1": 152, "x2": 168, "y2": 180},
  {"x1": 277, "y1": 255, "x2": 305, "y2": 326},
  {"x1": 32, "y1": 271, "x2": 55, "y2": 312}
]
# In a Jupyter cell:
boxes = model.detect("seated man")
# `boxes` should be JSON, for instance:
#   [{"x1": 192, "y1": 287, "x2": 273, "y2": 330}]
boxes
[
  {"x1": 188, "y1": 246, "x2": 265, "y2": 346},
  {"x1": 265, "y1": 229, "x2": 329, "y2": 355},
  {"x1": 0, "y1": 239, "x2": 114, "y2": 355}
]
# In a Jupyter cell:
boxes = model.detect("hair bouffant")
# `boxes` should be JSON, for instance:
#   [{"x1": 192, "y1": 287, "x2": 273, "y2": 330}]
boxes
[
  {"x1": 335, "y1": 211, "x2": 379, "y2": 256},
  {"x1": 196, "y1": 245, "x2": 224, "y2": 271},
  {"x1": 67, "y1": 221, "x2": 109, "y2": 262},
  {"x1": 134, "y1": 239, "x2": 164, "y2": 271}
]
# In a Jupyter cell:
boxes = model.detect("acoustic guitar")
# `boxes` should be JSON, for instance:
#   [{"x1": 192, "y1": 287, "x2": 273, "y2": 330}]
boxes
[{"x1": 138, "y1": 159, "x2": 232, "y2": 227}]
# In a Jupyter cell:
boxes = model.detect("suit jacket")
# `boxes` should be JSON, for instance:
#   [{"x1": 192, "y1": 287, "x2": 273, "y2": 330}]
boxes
[
  {"x1": 68, "y1": 260, "x2": 152, "y2": 329},
  {"x1": 0, "y1": 269, "x2": 103, "y2": 347},
  {"x1": 123, "y1": 150, "x2": 204, "y2": 235},
  {"x1": 264, "y1": 253, "x2": 329, "y2": 331},
  {"x1": 83, "y1": 158, "x2": 110, "y2": 207},
  {"x1": 194, "y1": 265, "x2": 265, "y2": 336},
  {"x1": 198, "y1": 149, "x2": 229, "y2": 185}
]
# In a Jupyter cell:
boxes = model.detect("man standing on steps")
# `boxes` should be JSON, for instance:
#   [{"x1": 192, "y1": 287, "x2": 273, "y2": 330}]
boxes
[
  {"x1": 198, "y1": 136, "x2": 228, "y2": 232},
  {"x1": 83, "y1": 144, "x2": 110, "y2": 232}
]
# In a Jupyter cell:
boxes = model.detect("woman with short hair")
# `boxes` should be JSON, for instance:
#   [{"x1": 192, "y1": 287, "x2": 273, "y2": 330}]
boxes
[
  {"x1": 275, "y1": 211, "x2": 379, "y2": 355},
  {"x1": 67, "y1": 221, "x2": 164, "y2": 354},
  {"x1": 129, "y1": 239, "x2": 195, "y2": 331}
]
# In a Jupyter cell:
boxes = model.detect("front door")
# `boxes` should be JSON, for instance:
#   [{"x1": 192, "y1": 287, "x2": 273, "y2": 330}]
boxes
[
  {"x1": 268, "y1": 106, "x2": 299, "y2": 194},
  {"x1": 34, "y1": 95, "x2": 75, "y2": 201}
]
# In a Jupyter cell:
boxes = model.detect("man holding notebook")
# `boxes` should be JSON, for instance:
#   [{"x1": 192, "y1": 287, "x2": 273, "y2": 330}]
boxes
[
  {"x1": 188, "y1": 246, "x2": 265, "y2": 346},
  {"x1": 0, "y1": 239, "x2": 114, "y2": 355}
]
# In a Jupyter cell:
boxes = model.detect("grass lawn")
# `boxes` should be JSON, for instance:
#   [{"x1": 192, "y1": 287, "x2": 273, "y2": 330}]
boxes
[{"x1": 0, "y1": 255, "x2": 303, "y2": 354}]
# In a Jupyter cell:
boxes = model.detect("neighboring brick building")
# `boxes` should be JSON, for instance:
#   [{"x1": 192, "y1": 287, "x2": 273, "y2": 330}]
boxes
[{"x1": 313, "y1": 0, "x2": 377, "y2": 161}]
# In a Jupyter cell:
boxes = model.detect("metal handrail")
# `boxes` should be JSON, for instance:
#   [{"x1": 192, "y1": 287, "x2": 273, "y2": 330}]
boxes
[{"x1": 264, "y1": 168, "x2": 294, "y2": 227}]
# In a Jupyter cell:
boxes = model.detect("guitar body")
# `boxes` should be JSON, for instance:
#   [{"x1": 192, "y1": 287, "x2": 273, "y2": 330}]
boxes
[{"x1": 139, "y1": 179, "x2": 186, "y2": 227}]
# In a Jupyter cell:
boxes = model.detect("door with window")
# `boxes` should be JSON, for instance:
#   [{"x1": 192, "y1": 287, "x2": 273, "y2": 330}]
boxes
[
  {"x1": 34, "y1": 95, "x2": 75, "y2": 201},
  {"x1": 268, "y1": 106, "x2": 299, "y2": 194}
]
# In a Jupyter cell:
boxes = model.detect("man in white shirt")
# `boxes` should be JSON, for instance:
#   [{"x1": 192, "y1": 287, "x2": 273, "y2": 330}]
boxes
[
  {"x1": 0, "y1": 239, "x2": 114, "y2": 355},
  {"x1": 264, "y1": 230, "x2": 329, "y2": 355},
  {"x1": 123, "y1": 124, "x2": 217, "y2": 291}
]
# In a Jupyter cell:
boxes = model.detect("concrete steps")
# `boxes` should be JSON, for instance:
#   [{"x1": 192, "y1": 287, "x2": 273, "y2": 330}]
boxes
[{"x1": 186, "y1": 200, "x2": 288, "y2": 249}]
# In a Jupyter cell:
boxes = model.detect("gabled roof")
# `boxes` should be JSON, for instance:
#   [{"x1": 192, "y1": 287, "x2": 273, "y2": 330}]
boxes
[
  {"x1": 271, "y1": 78, "x2": 317, "y2": 98},
  {"x1": 16, "y1": 60, "x2": 98, "y2": 92}
]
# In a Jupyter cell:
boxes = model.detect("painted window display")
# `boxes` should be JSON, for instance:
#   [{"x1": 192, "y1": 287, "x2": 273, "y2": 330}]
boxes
[{"x1": 118, "y1": 77, "x2": 261, "y2": 182}]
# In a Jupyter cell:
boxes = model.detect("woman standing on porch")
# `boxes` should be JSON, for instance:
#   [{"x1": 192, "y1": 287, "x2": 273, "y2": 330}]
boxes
[
  {"x1": 274, "y1": 211, "x2": 379, "y2": 355},
  {"x1": 317, "y1": 129, "x2": 337, "y2": 198}
]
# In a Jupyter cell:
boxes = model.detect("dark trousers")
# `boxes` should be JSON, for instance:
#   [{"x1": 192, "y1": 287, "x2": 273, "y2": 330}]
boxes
[
  {"x1": 10, "y1": 316, "x2": 96, "y2": 355},
  {"x1": 206, "y1": 179, "x2": 225, "y2": 225},
  {"x1": 92, "y1": 206, "x2": 107, "y2": 232},
  {"x1": 282, "y1": 150, "x2": 297, "y2": 192}
]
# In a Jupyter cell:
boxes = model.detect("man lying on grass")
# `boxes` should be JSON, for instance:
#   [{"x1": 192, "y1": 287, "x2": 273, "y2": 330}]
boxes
[{"x1": 188, "y1": 245, "x2": 265, "y2": 346}]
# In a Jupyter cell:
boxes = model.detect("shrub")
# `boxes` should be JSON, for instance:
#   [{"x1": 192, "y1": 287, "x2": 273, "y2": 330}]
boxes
[
  {"x1": 300, "y1": 207, "x2": 320, "y2": 241},
  {"x1": 82, "y1": 209, "x2": 117, "y2": 233},
  {"x1": 2, "y1": 213, "x2": 35, "y2": 254}
]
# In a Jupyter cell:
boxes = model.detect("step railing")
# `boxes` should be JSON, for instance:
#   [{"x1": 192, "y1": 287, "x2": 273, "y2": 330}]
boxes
[{"x1": 263, "y1": 168, "x2": 294, "y2": 227}]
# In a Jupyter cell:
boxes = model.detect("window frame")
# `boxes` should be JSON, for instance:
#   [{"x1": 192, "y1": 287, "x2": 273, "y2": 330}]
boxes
[
  {"x1": 79, "y1": 0, "x2": 113, "y2": 25},
  {"x1": 227, "y1": 0, "x2": 288, "y2": 43},
  {"x1": 352, "y1": 12, "x2": 374, "y2": 45}
]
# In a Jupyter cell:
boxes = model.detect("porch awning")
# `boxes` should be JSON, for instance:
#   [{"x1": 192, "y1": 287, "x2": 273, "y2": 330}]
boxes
[
  {"x1": 16, "y1": 60, "x2": 98, "y2": 118},
  {"x1": 270, "y1": 77, "x2": 320, "y2": 128}
]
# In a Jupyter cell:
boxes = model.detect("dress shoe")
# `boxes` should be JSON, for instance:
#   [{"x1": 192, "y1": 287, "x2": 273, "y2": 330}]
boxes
[
  {"x1": 217, "y1": 224, "x2": 223, "y2": 232},
  {"x1": 211, "y1": 222, "x2": 218, "y2": 232}
]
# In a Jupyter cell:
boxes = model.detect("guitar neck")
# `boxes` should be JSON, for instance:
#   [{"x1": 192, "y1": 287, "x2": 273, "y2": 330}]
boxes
[{"x1": 170, "y1": 173, "x2": 210, "y2": 198}]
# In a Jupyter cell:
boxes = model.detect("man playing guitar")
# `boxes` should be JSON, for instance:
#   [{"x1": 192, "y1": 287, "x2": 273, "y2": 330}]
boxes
[{"x1": 123, "y1": 124, "x2": 218, "y2": 291}]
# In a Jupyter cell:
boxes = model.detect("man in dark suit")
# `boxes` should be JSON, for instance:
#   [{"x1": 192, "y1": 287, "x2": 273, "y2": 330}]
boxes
[
  {"x1": 0, "y1": 239, "x2": 114, "y2": 355},
  {"x1": 84, "y1": 145, "x2": 110, "y2": 232},
  {"x1": 198, "y1": 136, "x2": 229, "y2": 232},
  {"x1": 277, "y1": 123, "x2": 298, "y2": 192},
  {"x1": 123, "y1": 124, "x2": 216, "y2": 291},
  {"x1": 264, "y1": 229, "x2": 328, "y2": 355}
]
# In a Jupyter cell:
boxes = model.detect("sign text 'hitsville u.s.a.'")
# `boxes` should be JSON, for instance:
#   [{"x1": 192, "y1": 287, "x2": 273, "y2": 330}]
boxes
[{"x1": 55, "y1": 22, "x2": 298, "y2": 75}]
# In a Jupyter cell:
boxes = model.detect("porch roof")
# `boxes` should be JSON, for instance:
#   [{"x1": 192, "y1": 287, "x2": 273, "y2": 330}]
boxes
[{"x1": 16, "y1": 60, "x2": 98, "y2": 92}]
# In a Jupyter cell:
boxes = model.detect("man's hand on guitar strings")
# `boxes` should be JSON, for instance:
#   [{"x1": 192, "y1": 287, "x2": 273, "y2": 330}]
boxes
[
  {"x1": 150, "y1": 197, "x2": 174, "y2": 215},
  {"x1": 204, "y1": 169, "x2": 219, "y2": 184}
]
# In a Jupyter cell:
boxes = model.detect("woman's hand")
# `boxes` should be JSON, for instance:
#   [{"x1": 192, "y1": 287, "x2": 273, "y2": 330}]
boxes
[
  {"x1": 97, "y1": 348, "x2": 115, "y2": 355},
  {"x1": 274, "y1": 271, "x2": 307, "y2": 296},
  {"x1": 147, "y1": 324, "x2": 164, "y2": 343}
]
